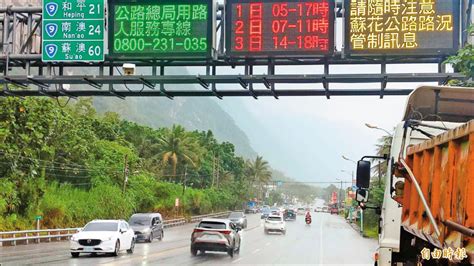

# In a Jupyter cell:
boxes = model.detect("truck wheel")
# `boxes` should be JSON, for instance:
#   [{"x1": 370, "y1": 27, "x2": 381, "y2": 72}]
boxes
[
  {"x1": 148, "y1": 233, "x2": 153, "y2": 243},
  {"x1": 228, "y1": 247, "x2": 234, "y2": 258},
  {"x1": 159, "y1": 230, "x2": 164, "y2": 241}
]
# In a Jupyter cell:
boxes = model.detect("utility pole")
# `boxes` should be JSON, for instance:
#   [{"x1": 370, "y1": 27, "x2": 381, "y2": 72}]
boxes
[
  {"x1": 216, "y1": 155, "x2": 220, "y2": 188},
  {"x1": 123, "y1": 154, "x2": 129, "y2": 194},
  {"x1": 182, "y1": 165, "x2": 187, "y2": 195},
  {"x1": 211, "y1": 154, "x2": 215, "y2": 188},
  {"x1": 339, "y1": 180, "x2": 343, "y2": 209}
]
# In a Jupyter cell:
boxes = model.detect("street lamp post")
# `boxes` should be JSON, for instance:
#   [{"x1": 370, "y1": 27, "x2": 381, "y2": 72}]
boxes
[
  {"x1": 342, "y1": 155, "x2": 357, "y2": 164},
  {"x1": 365, "y1": 123, "x2": 392, "y2": 136}
]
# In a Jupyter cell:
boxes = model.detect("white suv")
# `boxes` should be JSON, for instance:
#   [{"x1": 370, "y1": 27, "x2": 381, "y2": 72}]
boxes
[
  {"x1": 264, "y1": 215, "x2": 286, "y2": 235},
  {"x1": 70, "y1": 220, "x2": 136, "y2": 257}
]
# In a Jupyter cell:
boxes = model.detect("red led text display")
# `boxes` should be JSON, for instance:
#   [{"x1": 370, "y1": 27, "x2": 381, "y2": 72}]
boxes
[{"x1": 226, "y1": 0, "x2": 334, "y2": 57}]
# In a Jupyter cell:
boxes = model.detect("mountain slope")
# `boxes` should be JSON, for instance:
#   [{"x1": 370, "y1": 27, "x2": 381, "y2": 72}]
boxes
[{"x1": 93, "y1": 96, "x2": 257, "y2": 159}]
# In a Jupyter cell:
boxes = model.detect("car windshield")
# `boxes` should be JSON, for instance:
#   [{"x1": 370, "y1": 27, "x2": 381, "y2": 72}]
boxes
[
  {"x1": 262, "y1": 209, "x2": 270, "y2": 214},
  {"x1": 83, "y1": 222, "x2": 118, "y2": 231},
  {"x1": 129, "y1": 217, "x2": 150, "y2": 226},
  {"x1": 198, "y1": 221, "x2": 227, "y2": 229},
  {"x1": 268, "y1": 217, "x2": 282, "y2": 221},
  {"x1": 297, "y1": 208, "x2": 305, "y2": 211},
  {"x1": 229, "y1": 212, "x2": 243, "y2": 218}
]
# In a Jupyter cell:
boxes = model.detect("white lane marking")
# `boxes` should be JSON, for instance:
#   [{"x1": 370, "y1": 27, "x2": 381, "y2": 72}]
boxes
[
  {"x1": 252, "y1": 248, "x2": 261, "y2": 254},
  {"x1": 265, "y1": 242, "x2": 270, "y2": 246},
  {"x1": 319, "y1": 215, "x2": 324, "y2": 265},
  {"x1": 232, "y1": 258, "x2": 243, "y2": 263}
]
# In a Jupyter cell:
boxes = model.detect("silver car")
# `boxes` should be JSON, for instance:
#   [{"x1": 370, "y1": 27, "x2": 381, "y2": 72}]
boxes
[
  {"x1": 228, "y1": 211, "x2": 247, "y2": 229},
  {"x1": 190, "y1": 218, "x2": 241, "y2": 258}
]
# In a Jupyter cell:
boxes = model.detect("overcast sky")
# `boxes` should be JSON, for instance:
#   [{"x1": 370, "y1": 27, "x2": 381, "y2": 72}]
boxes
[{"x1": 203, "y1": 17, "x2": 447, "y2": 183}]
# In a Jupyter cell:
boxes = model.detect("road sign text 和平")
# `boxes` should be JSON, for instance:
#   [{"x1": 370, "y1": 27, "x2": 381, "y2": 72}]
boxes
[{"x1": 42, "y1": 0, "x2": 105, "y2": 62}]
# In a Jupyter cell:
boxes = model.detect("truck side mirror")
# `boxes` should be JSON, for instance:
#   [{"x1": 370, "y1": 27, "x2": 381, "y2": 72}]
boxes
[
  {"x1": 356, "y1": 160, "x2": 371, "y2": 189},
  {"x1": 356, "y1": 189, "x2": 369, "y2": 203}
]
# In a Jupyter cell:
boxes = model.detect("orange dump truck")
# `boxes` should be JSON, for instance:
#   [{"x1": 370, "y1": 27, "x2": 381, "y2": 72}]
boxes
[
  {"x1": 397, "y1": 120, "x2": 474, "y2": 264},
  {"x1": 354, "y1": 86, "x2": 474, "y2": 266}
]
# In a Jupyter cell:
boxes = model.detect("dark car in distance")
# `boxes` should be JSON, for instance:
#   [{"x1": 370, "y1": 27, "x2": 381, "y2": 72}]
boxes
[
  {"x1": 228, "y1": 212, "x2": 247, "y2": 229},
  {"x1": 129, "y1": 213, "x2": 164, "y2": 242},
  {"x1": 283, "y1": 209, "x2": 296, "y2": 221},
  {"x1": 260, "y1": 208, "x2": 271, "y2": 219}
]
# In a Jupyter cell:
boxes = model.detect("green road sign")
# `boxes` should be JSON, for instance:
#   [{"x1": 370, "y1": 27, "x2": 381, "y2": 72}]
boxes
[
  {"x1": 42, "y1": 0, "x2": 105, "y2": 62},
  {"x1": 35, "y1": 215, "x2": 43, "y2": 220},
  {"x1": 108, "y1": 0, "x2": 214, "y2": 59}
]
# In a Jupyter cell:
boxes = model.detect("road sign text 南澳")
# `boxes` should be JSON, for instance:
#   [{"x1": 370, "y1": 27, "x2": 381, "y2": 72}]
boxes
[{"x1": 42, "y1": 0, "x2": 105, "y2": 62}]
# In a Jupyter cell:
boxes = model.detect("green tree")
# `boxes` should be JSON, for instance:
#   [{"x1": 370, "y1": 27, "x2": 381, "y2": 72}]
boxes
[
  {"x1": 445, "y1": 25, "x2": 474, "y2": 87},
  {"x1": 158, "y1": 125, "x2": 202, "y2": 180},
  {"x1": 245, "y1": 156, "x2": 272, "y2": 201}
]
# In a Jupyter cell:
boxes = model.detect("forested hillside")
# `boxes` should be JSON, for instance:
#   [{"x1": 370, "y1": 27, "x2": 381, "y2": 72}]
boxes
[{"x1": 0, "y1": 97, "x2": 257, "y2": 230}]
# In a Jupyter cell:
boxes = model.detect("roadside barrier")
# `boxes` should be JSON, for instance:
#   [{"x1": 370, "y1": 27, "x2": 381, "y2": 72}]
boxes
[{"x1": 0, "y1": 210, "x2": 240, "y2": 246}]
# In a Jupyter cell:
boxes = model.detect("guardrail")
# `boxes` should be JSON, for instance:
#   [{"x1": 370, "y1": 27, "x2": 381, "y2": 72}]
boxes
[{"x1": 0, "y1": 210, "x2": 237, "y2": 246}]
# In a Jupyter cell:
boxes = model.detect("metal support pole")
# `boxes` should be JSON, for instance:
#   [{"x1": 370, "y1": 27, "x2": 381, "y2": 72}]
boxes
[{"x1": 360, "y1": 208, "x2": 364, "y2": 235}]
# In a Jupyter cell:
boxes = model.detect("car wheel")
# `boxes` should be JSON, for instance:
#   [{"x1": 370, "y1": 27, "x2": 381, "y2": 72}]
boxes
[
  {"x1": 112, "y1": 240, "x2": 120, "y2": 256},
  {"x1": 190, "y1": 246, "x2": 198, "y2": 256},
  {"x1": 159, "y1": 230, "x2": 164, "y2": 241},
  {"x1": 148, "y1": 232, "x2": 153, "y2": 243},
  {"x1": 282, "y1": 230, "x2": 286, "y2": 235},
  {"x1": 200, "y1": 249, "x2": 206, "y2": 254},
  {"x1": 228, "y1": 246, "x2": 234, "y2": 258},
  {"x1": 235, "y1": 242, "x2": 241, "y2": 254},
  {"x1": 71, "y1": 252, "x2": 79, "y2": 258},
  {"x1": 127, "y1": 238, "x2": 135, "y2": 254},
  {"x1": 264, "y1": 229, "x2": 268, "y2": 234}
]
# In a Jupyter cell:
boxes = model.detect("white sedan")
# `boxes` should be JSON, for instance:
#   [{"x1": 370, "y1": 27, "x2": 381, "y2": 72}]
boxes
[{"x1": 70, "y1": 219, "x2": 135, "y2": 257}]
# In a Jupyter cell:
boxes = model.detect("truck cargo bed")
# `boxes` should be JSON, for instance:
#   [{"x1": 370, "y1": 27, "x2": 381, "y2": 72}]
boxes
[{"x1": 400, "y1": 120, "x2": 473, "y2": 262}]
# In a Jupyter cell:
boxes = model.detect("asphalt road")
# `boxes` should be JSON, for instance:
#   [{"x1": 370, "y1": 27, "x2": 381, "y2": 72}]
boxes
[{"x1": 0, "y1": 212, "x2": 377, "y2": 265}]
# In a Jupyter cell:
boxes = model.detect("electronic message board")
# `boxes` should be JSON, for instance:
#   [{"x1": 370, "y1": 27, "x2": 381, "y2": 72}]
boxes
[
  {"x1": 345, "y1": 0, "x2": 460, "y2": 55},
  {"x1": 226, "y1": 0, "x2": 334, "y2": 57},
  {"x1": 108, "y1": 0, "x2": 214, "y2": 58}
]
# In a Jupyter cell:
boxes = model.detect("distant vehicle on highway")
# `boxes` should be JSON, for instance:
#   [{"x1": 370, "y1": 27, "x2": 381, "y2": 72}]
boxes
[
  {"x1": 314, "y1": 207, "x2": 323, "y2": 212},
  {"x1": 283, "y1": 209, "x2": 296, "y2": 221},
  {"x1": 261, "y1": 208, "x2": 271, "y2": 219},
  {"x1": 322, "y1": 206, "x2": 329, "y2": 213},
  {"x1": 329, "y1": 206, "x2": 339, "y2": 215},
  {"x1": 244, "y1": 207, "x2": 258, "y2": 214},
  {"x1": 270, "y1": 207, "x2": 281, "y2": 216},
  {"x1": 228, "y1": 211, "x2": 247, "y2": 228},
  {"x1": 128, "y1": 213, "x2": 164, "y2": 242},
  {"x1": 70, "y1": 220, "x2": 135, "y2": 257},
  {"x1": 264, "y1": 215, "x2": 286, "y2": 235},
  {"x1": 296, "y1": 207, "x2": 306, "y2": 215},
  {"x1": 190, "y1": 218, "x2": 241, "y2": 258}
]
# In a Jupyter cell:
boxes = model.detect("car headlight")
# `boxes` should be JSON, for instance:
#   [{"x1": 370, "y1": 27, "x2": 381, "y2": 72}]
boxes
[
  {"x1": 142, "y1": 228, "x2": 151, "y2": 233},
  {"x1": 70, "y1": 236, "x2": 78, "y2": 242}
]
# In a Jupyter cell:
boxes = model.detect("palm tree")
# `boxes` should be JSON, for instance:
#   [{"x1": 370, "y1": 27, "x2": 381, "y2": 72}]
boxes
[
  {"x1": 158, "y1": 125, "x2": 202, "y2": 180},
  {"x1": 245, "y1": 156, "x2": 272, "y2": 201}
]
